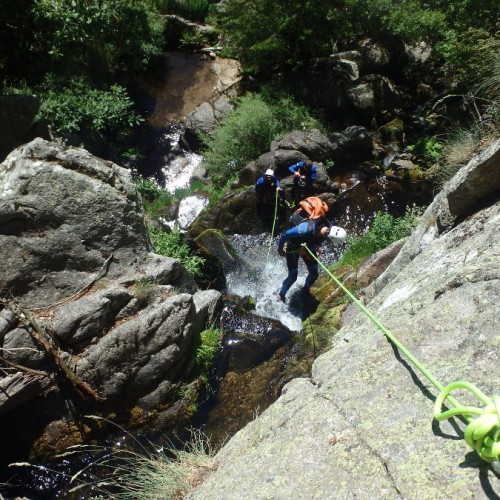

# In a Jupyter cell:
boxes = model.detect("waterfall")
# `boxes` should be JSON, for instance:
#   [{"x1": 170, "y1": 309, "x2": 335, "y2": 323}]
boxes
[
  {"x1": 159, "y1": 124, "x2": 203, "y2": 193},
  {"x1": 164, "y1": 195, "x2": 209, "y2": 231},
  {"x1": 226, "y1": 234, "x2": 344, "y2": 332}
]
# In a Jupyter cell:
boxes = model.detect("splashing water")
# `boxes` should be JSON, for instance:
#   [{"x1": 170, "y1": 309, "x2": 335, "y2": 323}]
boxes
[
  {"x1": 160, "y1": 124, "x2": 203, "y2": 193},
  {"x1": 163, "y1": 195, "x2": 209, "y2": 231},
  {"x1": 226, "y1": 234, "x2": 344, "y2": 332},
  {"x1": 226, "y1": 234, "x2": 303, "y2": 331}
]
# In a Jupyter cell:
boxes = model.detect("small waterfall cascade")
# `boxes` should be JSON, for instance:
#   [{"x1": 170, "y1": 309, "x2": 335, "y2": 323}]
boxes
[
  {"x1": 226, "y1": 234, "x2": 344, "y2": 332},
  {"x1": 163, "y1": 194, "x2": 209, "y2": 231},
  {"x1": 226, "y1": 234, "x2": 303, "y2": 331},
  {"x1": 159, "y1": 124, "x2": 203, "y2": 194}
]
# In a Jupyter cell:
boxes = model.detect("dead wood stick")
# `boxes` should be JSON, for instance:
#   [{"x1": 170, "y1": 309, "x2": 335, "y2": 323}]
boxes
[
  {"x1": 0, "y1": 356, "x2": 50, "y2": 378},
  {"x1": 20, "y1": 307, "x2": 105, "y2": 402},
  {"x1": 1, "y1": 299, "x2": 105, "y2": 402}
]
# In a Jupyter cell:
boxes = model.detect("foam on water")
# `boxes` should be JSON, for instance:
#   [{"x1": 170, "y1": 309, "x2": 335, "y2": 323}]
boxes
[{"x1": 226, "y1": 234, "x2": 344, "y2": 332}]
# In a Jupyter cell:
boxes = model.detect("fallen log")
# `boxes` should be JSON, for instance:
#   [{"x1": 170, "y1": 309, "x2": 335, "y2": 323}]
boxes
[{"x1": 1, "y1": 298, "x2": 105, "y2": 403}]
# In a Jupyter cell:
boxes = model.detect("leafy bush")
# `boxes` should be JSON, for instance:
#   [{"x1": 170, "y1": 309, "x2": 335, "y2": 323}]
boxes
[
  {"x1": 32, "y1": 0, "x2": 165, "y2": 79},
  {"x1": 148, "y1": 226, "x2": 205, "y2": 277},
  {"x1": 210, "y1": 0, "x2": 497, "y2": 86},
  {"x1": 202, "y1": 92, "x2": 319, "y2": 186},
  {"x1": 39, "y1": 78, "x2": 143, "y2": 140},
  {"x1": 202, "y1": 93, "x2": 279, "y2": 185},
  {"x1": 209, "y1": 0, "x2": 334, "y2": 77},
  {"x1": 136, "y1": 178, "x2": 165, "y2": 202},
  {"x1": 407, "y1": 136, "x2": 444, "y2": 167},
  {"x1": 339, "y1": 207, "x2": 423, "y2": 267}
]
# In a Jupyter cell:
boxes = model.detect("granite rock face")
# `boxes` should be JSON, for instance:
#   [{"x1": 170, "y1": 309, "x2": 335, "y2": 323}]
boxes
[
  {"x1": 0, "y1": 139, "x2": 222, "y2": 457},
  {"x1": 188, "y1": 141, "x2": 500, "y2": 498}
]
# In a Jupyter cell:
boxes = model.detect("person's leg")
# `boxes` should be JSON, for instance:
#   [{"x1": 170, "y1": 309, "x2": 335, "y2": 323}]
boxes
[
  {"x1": 257, "y1": 197, "x2": 273, "y2": 229},
  {"x1": 290, "y1": 177, "x2": 301, "y2": 205},
  {"x1": 303, "y1": 256, "x2": 319, "y2": 291},
  {"x1": 305, "y1": 180, "x2": 314, "y2": 198},
  {"x1": 279, "y1": 252, "x2": 299, "y2": 298}
]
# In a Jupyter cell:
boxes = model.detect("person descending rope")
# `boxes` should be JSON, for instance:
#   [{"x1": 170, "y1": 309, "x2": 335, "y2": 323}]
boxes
[
  {"x1": 289, "y1": 160, "x2": 317, "y2": 203},
  {"x1": 277, "y1": 220, "x2": 347, "y2": 302},
  {"x1": 255, "y1": 168, "x2": 287, "y2": 229}
]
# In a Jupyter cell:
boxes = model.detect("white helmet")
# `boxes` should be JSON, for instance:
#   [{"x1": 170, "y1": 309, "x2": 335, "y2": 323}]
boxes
[
  {"x1": 328, "y1": 226, "x2": 347, "y2": 244},
  {"x1": 265, "y1": 168, "x2": 275, "y2": 176}
]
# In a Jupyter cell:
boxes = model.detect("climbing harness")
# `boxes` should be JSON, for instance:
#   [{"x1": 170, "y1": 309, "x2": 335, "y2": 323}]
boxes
[{"x1": 301, "y1": 243, "x2": 500, "y2": 467}]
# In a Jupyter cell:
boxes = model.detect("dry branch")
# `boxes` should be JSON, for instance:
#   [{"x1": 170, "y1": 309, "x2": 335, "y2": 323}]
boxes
[{"x1": 1, "y1": 298, "x2": 105, "y2": 403}]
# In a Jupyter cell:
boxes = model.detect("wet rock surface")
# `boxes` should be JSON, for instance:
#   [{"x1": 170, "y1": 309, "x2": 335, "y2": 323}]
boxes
[
  {"x1": 188, "y1": 142, "x2": 500, "y2": 499},
  {"x1": 0, "y1": 139, "x2": 222, "y2": 465}
]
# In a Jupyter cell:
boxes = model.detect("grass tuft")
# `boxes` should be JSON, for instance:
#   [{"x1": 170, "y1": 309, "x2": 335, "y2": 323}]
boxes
[
  {"x1": 10, "y1": 421, "x2": 218, "y2": 499},
  {"x1": 90, "y1": 430, "x2": 216, "y2": 499},
  {"x1": 336, "y1": 206, "x2": 423, "y2": 269}
]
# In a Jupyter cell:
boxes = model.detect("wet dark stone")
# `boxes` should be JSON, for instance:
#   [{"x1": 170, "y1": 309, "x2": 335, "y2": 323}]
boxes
[{"x1": 219, "y1": 302, "x2": 293, "y2": 373}]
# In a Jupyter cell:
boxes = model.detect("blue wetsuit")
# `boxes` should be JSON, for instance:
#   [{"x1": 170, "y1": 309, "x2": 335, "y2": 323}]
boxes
[
  {"x1": 278, "y1": 220, "x2": 325, "y2": 298},
  {"x1": 255, "y1": 174, "x2": 280, "y2": 200},
  {"x1": 288, "y1": 161, "x2": 317, "y2": 181}
]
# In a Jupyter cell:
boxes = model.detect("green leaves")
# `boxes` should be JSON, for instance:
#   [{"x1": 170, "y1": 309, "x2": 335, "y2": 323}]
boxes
[
  {"x1": 3, "y1": 0, "x2": 165, "y2": 86},
  {"x1": 39, "y1": 77, "x2": 143, "y2": 139},
  {"x1": 195, "y1": 326, "x2": 221, "y2": 380},
  {"x1": 202, "y1": 92, "x2": 319, "y2": 187},
  {"x1": 339, "y1": 207, "x2": 423, "y2": 267},
  {"x1": 148, "y1": 226, "x2": 205, "y2": 277},
  {"x1": 210, "y1": 0, "x2": 334, "y2": 78}
]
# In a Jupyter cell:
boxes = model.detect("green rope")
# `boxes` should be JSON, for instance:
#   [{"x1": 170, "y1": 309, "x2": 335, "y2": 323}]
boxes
[
  {"x1": 301, "y1": 243, "x2": 500, "y2": 465},
  {"x1": 266, "y1": 189, "x2": 280, "y2": 260}
]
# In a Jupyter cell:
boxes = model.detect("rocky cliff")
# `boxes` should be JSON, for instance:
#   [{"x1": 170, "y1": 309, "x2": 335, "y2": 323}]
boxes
[
  {"x1": 188, "y1": 140, "x2": 500, "y2": 498},
  {"x1": 0, "y1": 139, "x2": 221, "y2": 461}
]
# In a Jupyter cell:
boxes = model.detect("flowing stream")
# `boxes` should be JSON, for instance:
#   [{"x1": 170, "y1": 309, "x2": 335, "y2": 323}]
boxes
[
  {"x1": 2, "y1": 51, "x2": 432, "y2": 499},
  {"x1": 226, "y1": 234, "x2": 343, "y2": 331}
]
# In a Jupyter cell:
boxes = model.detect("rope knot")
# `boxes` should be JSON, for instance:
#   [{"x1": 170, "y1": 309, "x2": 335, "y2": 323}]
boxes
[{"x1": 434, "y1": 381, "x2": 500, "y2": 464}]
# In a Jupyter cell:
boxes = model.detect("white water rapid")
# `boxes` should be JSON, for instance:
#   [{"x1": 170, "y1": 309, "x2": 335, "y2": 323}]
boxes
[
  {"x1": 226, "y1": 234, "x2": 344, "y2": 332},
  {"x1": 161, "y1": 124, "x2": 203, "y2": 194},
  {"x1": 163, "y1": 195, "x2": 209, "y2": 231}
]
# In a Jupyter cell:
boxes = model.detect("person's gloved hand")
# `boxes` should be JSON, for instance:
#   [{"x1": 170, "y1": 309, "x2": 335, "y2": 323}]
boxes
[{"x1": 278, "y1": 248, "x2": 286, "y2": 257}]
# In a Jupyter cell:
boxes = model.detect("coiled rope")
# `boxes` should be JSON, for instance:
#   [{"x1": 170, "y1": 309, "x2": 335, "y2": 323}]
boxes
[{"x1": 302, "y1": 243, "x2": 500, "y2": 466}]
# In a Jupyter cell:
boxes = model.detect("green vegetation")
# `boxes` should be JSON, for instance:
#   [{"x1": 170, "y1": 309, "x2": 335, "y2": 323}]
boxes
[
  {"x1": 195, "y1": 326, "x2": 222, "y2": 382},
  {"x1": 133, "y1": 278, "x2": 159, "y2": 306},
  {"x1": 39, "y1": 78, "x2": 143, "y2": 139},
  {"x1": 209, "y1": 0, "x2": 334, "y2": 78},
  {"x1": 202, "y1": 92, "x2": 320, "y2": 186},
  {"x1": 55, "y1": 425, "x2": 216, "y2": 499},
  {"x1": 0, "y1": 0, "x2": 166, "y2": 146},
  {"x1": 210, "y1": 0, "x2": 498, "y2": 85},
  {"x1": 136, "y1": 179, "x2": 174, "y2": 220},
  {"x1": 103, "y1": 430, "x2": 216, "y2": 499},
  {"x1": 135, "y1": 179, "x2": 216, "y2": 281},
  {"x1": 148, "y1": 226, "x2": 205, "y2": 277},
  {"x1": 152, "y1": 0, "x2": 210, "y2": 22},
  {"x1": 1, "y1": 0, "x2": 165, "y2": 84},
  {"x1": 338, "y1": 207, "x2": 423, "y2": 268}
]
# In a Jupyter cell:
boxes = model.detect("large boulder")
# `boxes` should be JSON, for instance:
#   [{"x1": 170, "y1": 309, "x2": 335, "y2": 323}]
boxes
[
  {"x1": 0, "y1": 139, "x2": 222, "y2": 460},
  {"x1": 270, "y1": 129, "x2": 336, "y2": 164},
  {"x1": 187, "y1": 141, "x2": 500, "y2": 499},
  {"x1": 182, "y1": 58, "x2": 241, "y2": 149},
  {"x1": 0, "y1": 138, "x2": 150, "y2": 307},
  {"x1": 189, "y1": 188, "x2": 265, "y2": 236}
]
